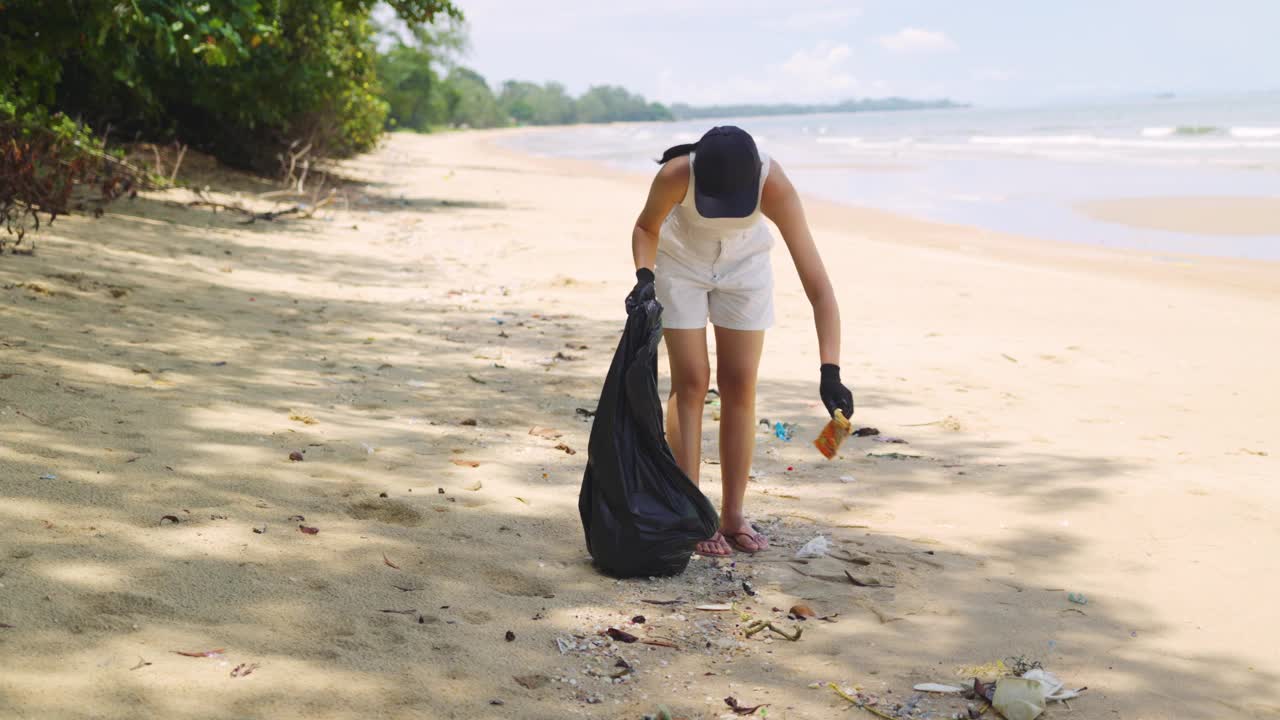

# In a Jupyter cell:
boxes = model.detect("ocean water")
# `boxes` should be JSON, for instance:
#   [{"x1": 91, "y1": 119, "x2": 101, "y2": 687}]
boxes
[{"x1": 501, "y1": 94, "x2": 1280, "y2": 260}]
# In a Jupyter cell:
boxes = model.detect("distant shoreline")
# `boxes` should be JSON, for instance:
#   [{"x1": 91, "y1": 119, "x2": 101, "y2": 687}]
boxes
[{"x1": 669, "y1": 98, "x2": 968, "y2": 121}]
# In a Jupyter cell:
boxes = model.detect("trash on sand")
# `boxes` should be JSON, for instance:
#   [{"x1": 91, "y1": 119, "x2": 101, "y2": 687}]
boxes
[
  {"x1": 230, "y1": 663, "x2": 260, "y2": 678},
  {"x1": 853, "y1": 427, "x2": 880, "y2": 437},
  {"x1": 992, "y1": 677, "x2": 1046, "y2": 720},
  {"x1": 788, "y1": 604, "x2": 817, "y2": 620},
  {"x1": 742, "y1": 581, "x2": 757, "y2": 596},
  {"x1": 505, "y1": 630, "x2": 516, "y2": 642},
  {"x1": 829, "y1": 683, "x2": 899, "y2": 720},
  {"x1": 529, "y1": 426, "x2": 562, "y2": 440},
  {"x1": 172, "y1": 648, "x2": 225, "y2": 658},
  {"x1": 464, "y1": 480, "x2": 483, "y2": 491},
  {"x1": 575, "y1": 407, "x2": 596, "y2": 418},
  {"x1": 252, "y1": 524, "x2": 267, "y2": 534},
  {"x1": 1067, "y1": 592, "x2": 1088, "y2": 605},
  {"x1": 640, "y1": 637, "x2": 679, "y2": 648},
  {"x1": 872, "y1": 436, "x2": 908, "y2": 444},
  {"x1": 744, "y1": 620, "x2": 802, "y2": 641},
  {"x1": 1022, "y1": 668, "x2": 1085, "y2": 702},
  {"x1": 288, "y1": 514, "x2": 305, "y2": 521},
  {"x1": 452, "y1": 459, "x2": 481, "y2": 468},
  {"x1": 361, "y1": 442, "x2": 376, "y2": 455},
  {"x1": 604, "y1": 627, "x2": 638, "y2": 643},
  {"x1": 774, "y1": 421, "x2": 796, "y2": 441},
  {"x1": 839, "y1": 474, "x2": 856, "y2": 483},
  {"x1": 725, "y1": 696, "x2": 769, "y2": 715},
  {"x1": 514, "y1": 674, "x2": 550, "y2": 690},
  {"x1": 298, "y1": 525, "x2": 319, "y2": 535},
  {"x1": 159, "y1": 515, "x2": 180, "y2": 525},
  {"x1": 814, "y1": 409, "x2": 851, "y2": 459},
  {"x1": 554, "y1": 442, "x2": 577, "y2": 455},
  {"x1": 39, "y1": 473, "x2": 57, "y2": 480},
  {"x1": 288, "y1": 451, "x2": 304, "y2": 462},
  {"x1": 382, "y1": 554, "x2": 400, "y2": 569},
  {"x1": 913, "y1": 683, "x2": 965, "y2": 694},
  {"x1": 795, "y1": 535, "x2": 831, "y2": 559},
  {"x1": 695, "y1": 603, "x2": 733, "y2": 611},
  {"x1": 631, "y1": 615, "x2": 646, "y2": 623}
]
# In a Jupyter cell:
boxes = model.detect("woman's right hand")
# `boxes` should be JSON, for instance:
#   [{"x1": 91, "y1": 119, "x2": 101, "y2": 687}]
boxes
[{"x1": 625, "y1": 268, "x2": 656, "y2": 313}]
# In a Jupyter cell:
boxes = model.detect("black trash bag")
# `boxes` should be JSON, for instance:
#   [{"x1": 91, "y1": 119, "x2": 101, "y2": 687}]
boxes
[{"x1": 579, "y1": 298, "x2": 719, "y2": 578}]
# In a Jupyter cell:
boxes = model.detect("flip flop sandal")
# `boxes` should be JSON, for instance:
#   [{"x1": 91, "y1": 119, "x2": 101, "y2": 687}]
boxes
[
  {"x1": 724, "y1": 529, "x2": 768, "y2": 555},
  {"x1": 696, "y1": 532, "x2": 732, "y2": 557}
]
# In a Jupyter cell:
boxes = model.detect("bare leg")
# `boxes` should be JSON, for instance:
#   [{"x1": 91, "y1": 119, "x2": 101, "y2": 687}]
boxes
[
  {"x1": 663, "y1": 327, "x2": 730, "y2": 556},
  {"x1": 713, "y1": 326, "x2": 769, "y2": 552}
]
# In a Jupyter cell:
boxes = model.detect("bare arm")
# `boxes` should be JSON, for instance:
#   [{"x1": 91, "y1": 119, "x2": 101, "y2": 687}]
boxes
[
  {"x1": 632, "y1": 156, "x2": 689, "y2": 271},
  {"x1": 761, "y1": 160, "x2": 841, "y2": 366}
]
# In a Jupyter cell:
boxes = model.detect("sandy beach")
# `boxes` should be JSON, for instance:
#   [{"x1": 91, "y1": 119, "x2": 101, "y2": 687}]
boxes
[{"x1": 2, "y1": 128, "x2": 1278, "y2": 719}]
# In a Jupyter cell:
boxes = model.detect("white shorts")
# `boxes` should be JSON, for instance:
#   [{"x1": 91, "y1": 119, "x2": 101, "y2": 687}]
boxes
[{"x1": 655, "y1": 245, "x2": 775, "y2": 332}]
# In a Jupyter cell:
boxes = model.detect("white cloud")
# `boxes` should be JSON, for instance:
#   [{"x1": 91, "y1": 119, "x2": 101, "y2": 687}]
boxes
[
  {"x1": 658, "y1": 41, "x2": 861, "y2": 105},
  {"x1": 878, "y1": 27, "x2": 955, "y2": 53}
]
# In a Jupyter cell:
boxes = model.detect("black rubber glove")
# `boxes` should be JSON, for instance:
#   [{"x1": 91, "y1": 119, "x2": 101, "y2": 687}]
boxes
[
  {"x1": 819, "y1": 363, "x2": 854, "y2": 419},
  {"x1": 625, "y1": 267, "x2": 655, "y2": 314}
]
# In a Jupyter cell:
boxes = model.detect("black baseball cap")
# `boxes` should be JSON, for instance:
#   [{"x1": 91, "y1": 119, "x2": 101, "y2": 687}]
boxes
[{"x1": 693, "y1": 126, "x2": 762, "y2": 219}]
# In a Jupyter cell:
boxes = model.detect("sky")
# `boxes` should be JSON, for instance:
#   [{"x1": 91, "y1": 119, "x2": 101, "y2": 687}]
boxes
[{"x1": 449, "y1": 0, "x2": 1279, "y2": 107}]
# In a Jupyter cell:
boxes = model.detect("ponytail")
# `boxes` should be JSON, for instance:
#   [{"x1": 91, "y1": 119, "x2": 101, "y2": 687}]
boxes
[{"x1": 657, "y1": 142, "x2": 698, "y2": 164}]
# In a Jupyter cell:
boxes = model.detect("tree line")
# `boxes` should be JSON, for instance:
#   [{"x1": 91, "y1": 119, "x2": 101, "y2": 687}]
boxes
[{"x1": 376, "y1": 23, "x2": 671, "y2": 131}]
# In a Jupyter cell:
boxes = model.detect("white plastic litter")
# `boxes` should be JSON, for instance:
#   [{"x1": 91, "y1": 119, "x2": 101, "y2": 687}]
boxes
[
  {"x1": 1022, "y1": 669, "x2": 1083, "y2": 702},
  {"x1": 360, "y1": 443, "x2": 375, "y2": 455},
  {"x1": 839, "y1": 475, "x2": 856, "y2": 483},
  {"x1": 39, "y1": 473, "x2": 57, "y2": 480},
  {"x1": 913, "y1": 683, "x2": 965, "y2": 694},
  {"x1": 795, "y1": 535, "x2": 831, "y2": 558},
  {"x1": 992, "y1": 677, "x2": 1045, "y2": 720}
]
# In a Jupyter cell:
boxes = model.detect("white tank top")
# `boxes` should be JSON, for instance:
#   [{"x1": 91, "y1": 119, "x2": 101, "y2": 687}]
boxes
[{"x1": 659, "y1": 151, "x2": 774, "y2": 266}]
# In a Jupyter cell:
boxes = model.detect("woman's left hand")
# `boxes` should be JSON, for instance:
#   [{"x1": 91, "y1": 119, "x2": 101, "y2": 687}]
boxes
[{"x1": 819, "y1": 364, "x2": 854, "y2": 419}]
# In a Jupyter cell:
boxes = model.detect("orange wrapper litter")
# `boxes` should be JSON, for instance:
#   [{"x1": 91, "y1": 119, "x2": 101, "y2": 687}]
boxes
[{"x1": 813, "y1": 409, "x2": 851, "y2": 459}]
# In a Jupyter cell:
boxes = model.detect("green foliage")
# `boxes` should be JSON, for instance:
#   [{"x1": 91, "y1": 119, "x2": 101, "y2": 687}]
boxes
[
  {"x1": 0, "y1": 0, "x2": 461, "y2": 173},
  {"x1": 1, "y1": 101, "x2": 140, "y2": 249},
  {"x1": 497, "y1": 81, "x2": 576, "y2": 126},
  {"x1": 442, "y1": 67, "x2": 507, "y2": 129},
  {"x1": 375, "y1": 18, "x2": 466, "y2": 131},
  {"x1": 574, "y1": 85, "x2": 672, "y2": 123},
  {"x1": 373, "y1": 19, "x2": 670, "y2": 132}
]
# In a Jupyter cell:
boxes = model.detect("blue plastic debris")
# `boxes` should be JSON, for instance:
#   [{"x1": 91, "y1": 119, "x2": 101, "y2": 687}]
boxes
[{"x1": 773, "y1": 422, "x2": 795, "y2": 441}]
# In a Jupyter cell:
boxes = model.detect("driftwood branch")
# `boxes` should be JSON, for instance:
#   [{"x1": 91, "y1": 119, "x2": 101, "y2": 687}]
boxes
[{"x1": 168, "y1": 144, "x2": 187, "y2": 184}]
